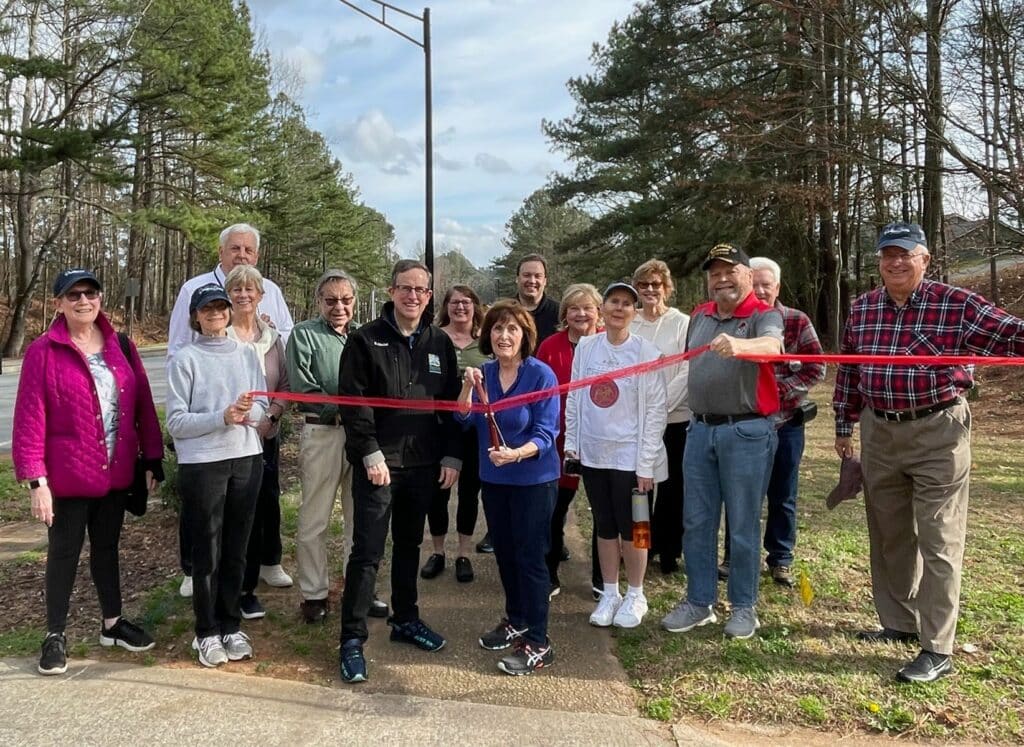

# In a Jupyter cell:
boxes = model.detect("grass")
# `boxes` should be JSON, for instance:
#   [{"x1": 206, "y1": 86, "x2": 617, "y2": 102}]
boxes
[
  {"x1": 0, "y1": 460, "x2": 29, "y2": 523},
  {"x1": 618, "y1": 413, "x2": 1024, "y2": 743}
]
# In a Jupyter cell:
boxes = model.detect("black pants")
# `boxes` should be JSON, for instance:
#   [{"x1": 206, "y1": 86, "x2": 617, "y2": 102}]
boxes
[
  {"x1": 545, "y1": 486, "x2": 577, "y2": 582},
  {"x1": 46, "y1": 491, "x2": 126, "y2": 633},
  {"x1": 179, "y1": 455, "x2": 262, "y2": 638},
  {"x1": 243, "y1": 437, "x2": 282, "y2": 592},
  {"x1": 652, "y1": 421, "x2": 688, "y2": 561},
  {"x1": 427, "y1": 432, "x2": 480, "y2": 539},
  {"x1": 341, "y1": 464, "x2": 434, "y2": 644}
]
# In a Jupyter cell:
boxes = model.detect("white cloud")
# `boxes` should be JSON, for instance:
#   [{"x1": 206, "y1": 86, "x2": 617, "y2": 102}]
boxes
[
  {"x1": 336, "y1": 110, "x2": 421, "y2": 176},
  {"x1": 434, "y1": 151, "x2": 464, "y2": 171},
  {"x1": 474, "y1": 153, "x2": 515, "y2": 174}
]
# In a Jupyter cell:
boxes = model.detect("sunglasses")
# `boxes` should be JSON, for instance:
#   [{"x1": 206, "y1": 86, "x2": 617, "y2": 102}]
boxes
[{"x1": 64, "y1": 289, "x2": 100, "y2": 301}]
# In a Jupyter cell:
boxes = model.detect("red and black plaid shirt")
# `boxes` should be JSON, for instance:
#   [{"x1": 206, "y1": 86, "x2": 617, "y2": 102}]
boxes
[
  {"x1": 833, "y1": 279, "x2": 1024, "y2": 436},
  {"x1": 775, "y1": 302, "x2": 826, "y2": 417}
]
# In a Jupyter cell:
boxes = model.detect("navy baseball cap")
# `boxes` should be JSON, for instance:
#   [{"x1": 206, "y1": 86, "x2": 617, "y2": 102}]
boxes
[
  {"x1": 602, "y1": 281, "x2": 639, "y2": 303},
  {"x1": 701, "y1": 243, "x2": 751, "y2": 271},
  {"x1": 876, "y1": 222, "x2": 927, "y2": 252},
  {"x1": 189, "y1": 284, "x2": 232, "y2": 314},
  {"x1": 53, "y1": 269, "x2": 102, "y2": 297}
]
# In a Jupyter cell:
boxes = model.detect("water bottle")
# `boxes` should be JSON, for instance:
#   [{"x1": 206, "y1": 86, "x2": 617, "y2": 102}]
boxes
[{"x1": 631, "y1": 488, "x2": 651, "y2": 549}]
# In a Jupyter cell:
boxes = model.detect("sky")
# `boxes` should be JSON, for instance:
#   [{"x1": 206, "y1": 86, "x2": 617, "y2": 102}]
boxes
[{"x1": 246, "y1": 0, "x2": 634, "y2": 269}]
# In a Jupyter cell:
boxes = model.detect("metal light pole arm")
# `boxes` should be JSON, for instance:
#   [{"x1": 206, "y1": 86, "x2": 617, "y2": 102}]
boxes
[{"x1": 335, "y1": 0, "x2": 425, "y2": 48}]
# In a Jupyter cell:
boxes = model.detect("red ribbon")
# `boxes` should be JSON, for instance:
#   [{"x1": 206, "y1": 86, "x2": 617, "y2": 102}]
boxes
[{"x1": 253, "y1": 345, "x2": 1023, "y2": 414}]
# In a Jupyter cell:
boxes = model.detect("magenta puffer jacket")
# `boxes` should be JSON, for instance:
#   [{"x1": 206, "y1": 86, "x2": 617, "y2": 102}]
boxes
[{"x1": 13, "y1": 312, "x2": 164, "y2": 499}]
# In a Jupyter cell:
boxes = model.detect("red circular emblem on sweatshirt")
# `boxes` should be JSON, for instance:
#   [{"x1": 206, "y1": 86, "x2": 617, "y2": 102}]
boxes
[{"x1": 590, "y1": 378, "x2": 620, "y2": 408}]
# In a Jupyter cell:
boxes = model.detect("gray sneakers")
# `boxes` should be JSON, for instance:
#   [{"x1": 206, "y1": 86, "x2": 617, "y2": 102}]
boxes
[
  {"x1": 661, "y1": 601, "x2": 717, "y2": 633},
  {"x1": 724, "y1": 607, "x2": 761, "y2": 639},
  {"x1": 222, "y1": 631, "x2": 253, "y2": 661},
  {"x1": 192, "y1": 635, "x2": 228, "y2": 667}
]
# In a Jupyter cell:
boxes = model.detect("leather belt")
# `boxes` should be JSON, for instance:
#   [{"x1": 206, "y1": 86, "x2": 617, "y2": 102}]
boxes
[
  {"x1": 693, "y1": 412, "x2": 763, "y2": 426},
  {"x1": 872, "y1": 397, "x2": 958, "y2": 423},
  {"x1": 305, "y1": 414, "x2": 341, "y2": 426}
]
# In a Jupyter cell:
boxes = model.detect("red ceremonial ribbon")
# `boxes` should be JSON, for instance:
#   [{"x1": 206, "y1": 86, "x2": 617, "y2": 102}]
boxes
[{"x1": 251, "y1": 345, "x2": 1024, "y2": 414}]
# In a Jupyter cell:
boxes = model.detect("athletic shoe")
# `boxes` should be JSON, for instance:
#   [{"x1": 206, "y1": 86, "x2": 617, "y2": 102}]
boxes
[
  {"x1": 192, "y1": 635, "x2": 228, "y2": 667},
  {"x1": 340, "y1": 639, "x2": 367, "y2": 683},
  {"x1": 589, "y1": 591, "x2": 622, "y2": 627},
  {"x1": 99, "y1": 618, "x2": 155, "y2": 652},
  {"x1": 612, "y1": 590, "x2": 649, "y2": 629},
  {"x1": 724, "y1": 607, "x2": 761, "y2": 639},
  {"x1": 498, "y1": 638, "x2": 554, "y2": 676},
  {"x1": 259, "y1": 564, "x2": 293, "y2": 588},
  {"x1": 548, "y1": 580, "x2": 561, "y2": 600},
  {"x1": 222, "y1": 631, "x2": 253, "y2": 661},
  {"x1": 479, "y1": 619, "x2": 527, "y2": 651},
  {"x1": 455, "y1": 556, "x2": 474, "y2": 583},
  {"x1": 896, "y1": 650, "x2": 953, "y2": 683},
  {"x1": 661, "y1": 600, "x2": 717, "y2": 633},
  {"x1": 591, "y1": 586, "x2": 602, "y2": 602},
  {"x1": 388, "y1": 618, "x2": 446, "y2": 652},
  {"x1": 240, "y1": 593, "x2": 266, "y2": 620},
  {"x1": 717, "y1": 560, "x2": 730, "y2": 580},
  {"x1": 420, "y1": 553, "x2": 445, "y2": 579},
  {"x1": 369, "y1": 598, "x2": 389, "y2": 618},
  {"x1": 770, "y1": 565, "x2": 795, "y2": 587},
  {"x1": 179, "y1": 575, "x2": 193, "y2": 598},
  {"x1": 560, "y1": 546, "x2": 571, "y2": 562},
  {"x1": 38, "y1": 633, "x2": 67, "y2": 676}
]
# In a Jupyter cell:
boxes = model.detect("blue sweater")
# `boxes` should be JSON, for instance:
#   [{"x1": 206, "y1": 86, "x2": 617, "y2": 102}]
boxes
[{"x1": 459, "y1": 357, "x2": 561, "y2": 486}]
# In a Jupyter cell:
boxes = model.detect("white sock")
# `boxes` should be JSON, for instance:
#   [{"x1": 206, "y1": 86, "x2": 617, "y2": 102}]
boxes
[
  {"x1": 627, "y1": 585, "x2": 644, "y2": 598},
  {"x1": 603, "y1": 582, "x2": 620, "y2": 597}
]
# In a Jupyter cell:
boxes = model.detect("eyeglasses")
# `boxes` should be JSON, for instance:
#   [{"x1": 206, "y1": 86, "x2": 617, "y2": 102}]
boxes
[
  {"x1": 321, "y1": 296, "x2": 355, "y2": 306},
  {"x1": 448, "y1": 299, "x2": 473, "y2": 307},
  {"x1": 879, "y1": 250, "x2": 927, "y2": 263},
  {"x1": 64, "y1": 289, "x2": 100, "y2": 301},
  {"x1": 636, "y1": 281, "x2": 663, "y2": 290},
  {"x1": 393, "y1": 285, "x2": 431, "y2": 297}
]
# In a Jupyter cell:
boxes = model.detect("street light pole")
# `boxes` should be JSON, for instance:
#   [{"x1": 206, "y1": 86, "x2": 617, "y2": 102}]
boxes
[{"x1": 335, "y1": 1, "x2": 434, "y2": 286}]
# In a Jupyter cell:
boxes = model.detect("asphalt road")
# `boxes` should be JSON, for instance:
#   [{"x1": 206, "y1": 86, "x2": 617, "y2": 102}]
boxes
[{"x1": 0, "y1": 347, "x2": 167, "y2": 455}]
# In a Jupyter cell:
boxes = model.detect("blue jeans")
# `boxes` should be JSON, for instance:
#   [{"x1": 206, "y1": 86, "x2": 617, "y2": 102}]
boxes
[
  {"x1": 764, "y1": 422, "x2": 805, "y2": 568},
  {"x1": 683, "y1": 418, "x2": 777, "y2": 608},
  {"x1": 482, "y1": 480, "x2": 556, "y2": 646}
]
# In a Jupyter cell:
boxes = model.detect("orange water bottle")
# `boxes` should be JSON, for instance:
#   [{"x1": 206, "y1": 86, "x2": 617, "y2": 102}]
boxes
[{"x1": 631, "y1": 488, "x2": 651, "y2": 549}]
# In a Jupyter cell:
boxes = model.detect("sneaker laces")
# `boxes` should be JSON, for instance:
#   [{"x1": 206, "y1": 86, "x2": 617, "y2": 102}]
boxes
[{"x1": 43, "y1": 633, "x2": 65, "y2": 656}]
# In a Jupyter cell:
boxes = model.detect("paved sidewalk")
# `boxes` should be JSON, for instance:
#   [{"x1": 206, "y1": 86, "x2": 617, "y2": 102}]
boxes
[{"x1": 0, "y1": 521, "x2": 46, "y2": 561}]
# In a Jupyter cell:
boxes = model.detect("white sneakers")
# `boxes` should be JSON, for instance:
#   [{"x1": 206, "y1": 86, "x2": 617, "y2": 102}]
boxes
[
  {"x1": 259, "y1": 564, "x2": 293, "y2": 587},
  {"x1": 589, "y1": 592, "x2": 622, "y2": 627},
  {"x1": 590, "y1": 589, "x2": 649, "y2": 628},
  {"x1": 179, "y1": 575, "x2": 193, "y2": 598},
  {"x1": 613, "y1": 590, "x2": 648, "y2": 628},
  {"x1": 192, "y1": 636, "x2": 228, "y2": 667}
]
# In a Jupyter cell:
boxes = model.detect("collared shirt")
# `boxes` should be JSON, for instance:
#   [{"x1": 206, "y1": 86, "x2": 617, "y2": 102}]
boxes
[
  {"x1": 833, "y1": 279, "x2": 1024, "y2": 436},
  {"x1": 687, "y1": 291, "x2": 784, "y2": 416},
  {"x1": 774, "y1": 301, "x2": 826, "y2": 417},
  {"x1": 284, "y1": 316, "x2": 353, "y2": 423},
  {"x1": 166, "y1": 266, "x2": 295, "y2": 360}
]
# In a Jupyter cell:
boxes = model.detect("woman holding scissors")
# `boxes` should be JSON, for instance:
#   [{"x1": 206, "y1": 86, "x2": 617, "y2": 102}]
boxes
[{"x1": 457, "y1": 299, "x2": 560, "y2": 675}]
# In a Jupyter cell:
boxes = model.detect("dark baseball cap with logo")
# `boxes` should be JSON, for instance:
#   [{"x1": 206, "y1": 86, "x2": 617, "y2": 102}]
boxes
[
  {"x1": 602, "y1": 280, "x2": 639, "y2": 303},
  {"x1": 189, "y1": 284, "x2": 232, "y2": 314},
  {"x1": 701, "y1": 243, "x2": 751, "y2": 271},
  {"x1": 876, "y1": 222, "x2": 927, "y2": 253},
  {"x1": 53, "y1": 269, "x2": 102, "y2": 297}
]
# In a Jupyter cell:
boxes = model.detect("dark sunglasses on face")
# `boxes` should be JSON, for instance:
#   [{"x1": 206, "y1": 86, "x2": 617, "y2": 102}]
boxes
[{"x1": 64, "y1": 289, "x2": 100, "y2": 301}]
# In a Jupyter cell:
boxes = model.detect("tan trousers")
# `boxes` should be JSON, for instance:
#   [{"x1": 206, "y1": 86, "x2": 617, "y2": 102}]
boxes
[
  {"x1": 295, "y1": 424, "x2": 354, "y2": 601},
  {"x1": 860, "y1": 399, "x2": 971, "y2": 655}
]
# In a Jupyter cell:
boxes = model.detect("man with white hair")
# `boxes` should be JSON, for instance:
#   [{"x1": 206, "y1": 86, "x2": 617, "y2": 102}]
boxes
[
  {"x1": 169, "y1": 223, "x2": 296, "y2": 598},
  {"x1": 718, "y1": 257, "x2": 825, "y2": 588},
  {"x1": 167, "y1": 223, "x2": 294, "y2": 360}
]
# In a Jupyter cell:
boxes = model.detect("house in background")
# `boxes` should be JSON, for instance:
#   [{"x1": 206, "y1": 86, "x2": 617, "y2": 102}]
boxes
[{"x1": 943, "y1": 214, "x2": 1024, "y2": 263}]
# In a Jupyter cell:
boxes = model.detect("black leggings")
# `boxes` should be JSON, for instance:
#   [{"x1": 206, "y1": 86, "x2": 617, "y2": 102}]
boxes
[
  {"x1": 427, "y1": 431, "x2": 481, "y2": 538},
  {"x1": 581, "y1": 467, "x2": 636, "y2": 541},
  {"x1": 243, "y1": 437, "x2": 282, "y2": 592},
  {"x1": 46, "y1": 491, "x2": 126, "y2": 633},
  {"x1": 545, "y1": 486, "x2": 577, "y2": 580}
]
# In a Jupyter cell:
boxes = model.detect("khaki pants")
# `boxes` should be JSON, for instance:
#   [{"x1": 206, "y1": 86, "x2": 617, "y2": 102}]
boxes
[
  {"x1": 296, "y1": 423, "x2": 354, "y2": 601},
  {"x1": 860, "y1": 400, "x2": 971, "y2": 655}
]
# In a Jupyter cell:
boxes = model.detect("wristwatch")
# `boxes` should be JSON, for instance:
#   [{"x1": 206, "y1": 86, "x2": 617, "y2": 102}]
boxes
[{"x1": 28, "y1": 477, "x2": 48, "y2": 490}]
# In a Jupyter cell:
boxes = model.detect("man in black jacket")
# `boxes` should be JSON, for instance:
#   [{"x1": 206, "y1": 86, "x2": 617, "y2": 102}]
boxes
[{"x1": 337, "y1": 259, "x2": 462, "y2": 683}]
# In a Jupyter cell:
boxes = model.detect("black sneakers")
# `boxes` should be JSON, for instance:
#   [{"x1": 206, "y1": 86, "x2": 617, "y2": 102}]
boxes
[
  {"x1": 340, "y1": 640, "x2": 367, "y2": 683},
  {"x1": 99, "y1": 618, "x2": 155, "y2": 652},
  {"x1": 497, "y1": 638, "x2": 554, "y2": 676},
  {"x1": 475, "y1": 533, "x2": 494, "y2": 554},
  {"x1": 479, "y1": 619, "x2": 527, "y2": 650},
  {"x1": 897, "y1": 650, "x2": 953, "y2": 683},
  {"x1": 300, "y1": 598, "x2": 328, "y2": 624},
  {"x1": 38, "y1": 632, "x2": 67, "y2": 676},
  {"x1": 240, "y1": 593, "x2": 266, "y2": 620},
  {"x1": 369, "y1": 598, "x2": 389, "y2": 618},
  {"x1": 388, "y1": 618, "x2": 446, "y2": 652}
]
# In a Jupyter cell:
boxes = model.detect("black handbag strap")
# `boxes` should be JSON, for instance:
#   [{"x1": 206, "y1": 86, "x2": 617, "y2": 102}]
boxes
[{"x1": 116, "y1": 331, "x2": 132, "y2": 362}]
